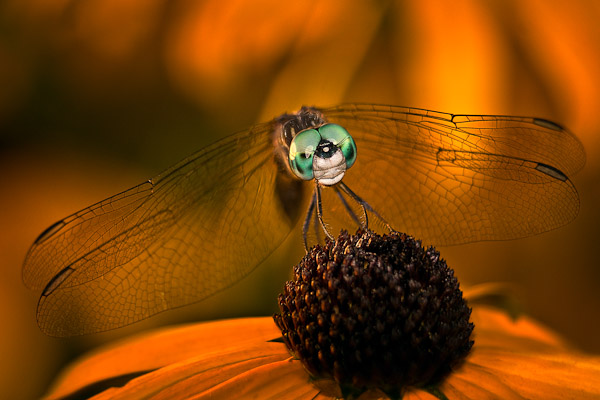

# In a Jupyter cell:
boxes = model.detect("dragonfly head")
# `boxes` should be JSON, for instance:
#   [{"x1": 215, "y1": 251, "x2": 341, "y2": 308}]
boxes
[{"x1": 288, "y1": 124, "x2": 357, "y2": 186}]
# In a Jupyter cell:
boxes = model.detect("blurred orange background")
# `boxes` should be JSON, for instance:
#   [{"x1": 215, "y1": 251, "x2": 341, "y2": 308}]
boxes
[{"x1": 1, "y1": 1, "x2": 599, "y2": 399}]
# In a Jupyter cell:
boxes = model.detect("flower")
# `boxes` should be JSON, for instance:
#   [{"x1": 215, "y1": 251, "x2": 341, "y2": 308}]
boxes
[
  {"x1": 42, "y1": 308, "x2": 600, "y2": 400},
  {"x1": 273, "y1": 230, "x2": 474, "y2": 398},
  {"x1": 43, "y1": 232, "x2": 600, "y2": 400}
]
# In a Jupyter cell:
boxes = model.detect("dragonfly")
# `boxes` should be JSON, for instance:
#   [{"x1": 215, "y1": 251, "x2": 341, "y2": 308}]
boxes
[{"x1": 22, "y1": 104, "x2": 585, "y2": 336}]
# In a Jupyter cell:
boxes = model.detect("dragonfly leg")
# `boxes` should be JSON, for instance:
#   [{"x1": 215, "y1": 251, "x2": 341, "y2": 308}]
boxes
[
  {"x1": 302, "y1": 191, "x2": 317, "y2": 252},
  {"x1": 338, "y1": 181, "x2": 395, "y2": 233},
  {"x1": 315, "y1": 184, "x2": 335, "y2": 242},
  {"x1": 313, "y1": 199, "x2": 322, "y2": 245},
  {"x1": 333, "y1": 185, "x2": 367, "y2": 229}
]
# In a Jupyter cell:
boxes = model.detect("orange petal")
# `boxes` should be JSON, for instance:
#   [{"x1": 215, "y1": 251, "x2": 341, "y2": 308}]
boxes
[
  {"x1": 465, "y1": 349, "x2": 600, "y2": 399},
  {"x1": 403, "y1": 388, "x2": 442, "y2": 400},
  {"x1": 442, "y1": 363, "x2": 525, "y2": 399},
  {"x1": 189, "y1": 358, "x2": 318, "y2": 399},
  {"x1": 471, "y1": 306, "x2": 568, "y2": 350},
  {"x1": 440, "y1": 306, "x2": 600, "y2": 399},
  {"x1": 85, "y1": 344, "x2": 291, "y2": 399},
  {"x1": 45, "y1": 317, "x2": 280, "y2": 399}
]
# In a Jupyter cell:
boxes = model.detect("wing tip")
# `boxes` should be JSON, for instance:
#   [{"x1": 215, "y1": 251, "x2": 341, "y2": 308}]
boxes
[
  {"x1": 533, "y1": 118, "x2": 564, "y2": 131},
  {"x1": 535, "y1": 162, "x2": 568, "y2": 182},
  {"x1": 34, "y1": 219, "x2": 67, "y2": 245},
  {"x1": 42, "y1": 266, "x2": 74, "y2": 296}
]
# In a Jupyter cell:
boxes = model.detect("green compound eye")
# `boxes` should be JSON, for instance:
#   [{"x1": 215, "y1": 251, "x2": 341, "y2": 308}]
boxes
[
  {"x1": 289, "y1": 128, "x2": 321, "y2": 180},
  {"x1": 318, "y1": 124, "x2": 357, "y2": 168}
]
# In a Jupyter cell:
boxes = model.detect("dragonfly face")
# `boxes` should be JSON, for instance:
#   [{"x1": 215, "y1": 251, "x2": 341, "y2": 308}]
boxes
[
  {"x1": 23, "y1": 104, "x2": 585, "y2": 336},
  {"x1": 274, "y1": 107, "x2": 356, "y2": 185},
  {"x1": 273, "y1": 107, "x2": 366, "y2": 247}
]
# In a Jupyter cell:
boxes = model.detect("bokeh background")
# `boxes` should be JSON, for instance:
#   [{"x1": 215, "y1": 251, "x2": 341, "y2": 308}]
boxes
[{"x1": 1, "y1": 1, "x2": 599, "y2": 399}]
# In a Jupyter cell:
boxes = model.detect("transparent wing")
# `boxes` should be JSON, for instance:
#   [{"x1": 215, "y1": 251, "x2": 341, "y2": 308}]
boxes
[
  {"x1": 22, "y1": 122, "x2": 306, "y2": 336},
  {"x1": 323, "y1": 104, "x2": 585, "y2": 246},
  {"x1": 23, "y1": 103, "x2": 586, "y2": 336}
]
